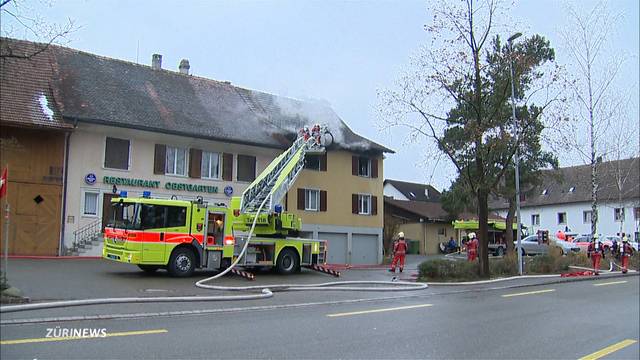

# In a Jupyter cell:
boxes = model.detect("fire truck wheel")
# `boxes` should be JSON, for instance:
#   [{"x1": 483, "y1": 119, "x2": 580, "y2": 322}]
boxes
[
  {"x1": 276, "y1": 248, "x2": 299, "y2": 275},
  {"x1": 137, "y1": 265, "x2": 161, "y2": 273},
  {"x1": 168, "y1": 247, "x2": 196, "y2": 277}
]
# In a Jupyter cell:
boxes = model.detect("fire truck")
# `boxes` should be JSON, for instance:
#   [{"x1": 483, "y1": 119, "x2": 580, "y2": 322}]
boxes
[{"x1": 103, "y1": 126, "x2": 330, "y2": 277}]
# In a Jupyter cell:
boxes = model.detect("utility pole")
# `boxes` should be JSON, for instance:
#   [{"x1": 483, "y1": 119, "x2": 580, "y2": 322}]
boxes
[{"x1": 508, "y1": 32, "x2": 523, "y2": 276}]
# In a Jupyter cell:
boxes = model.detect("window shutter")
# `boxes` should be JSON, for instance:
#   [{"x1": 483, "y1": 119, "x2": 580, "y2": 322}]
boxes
[
  {"x1": 352, "y1": 155, "x2": 358, "y2": 176},
  {"x1": 320, "y1": 153, "x2": 327, "y2": 171},
  {"x1": 320, "y1": 190, "x2": 327, "y2": 212},
  {"x1": 222, "y1": 153, "x2": 233, "y2": 181},
  {"x1": 189, "y1": 148, "x2": 202, "y2": 178},
  {"x1": 154, "y1": 144, "x2": 166, "y2": 174},
  {"x1": 297, "y1": 188, "x2": 305, "y2": 210},
  {"x1": 371, "y1": 196, "x2": 378, "y2": 215},
  {"x1": 371, "y1": 158, "x2": 378, "y2": 178},
  {"x1": 352, "y1": 194, "x2": 358, "y2": 214}
]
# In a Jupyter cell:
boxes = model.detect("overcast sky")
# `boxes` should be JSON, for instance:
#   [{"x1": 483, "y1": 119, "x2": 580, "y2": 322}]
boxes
[{"x1": 2, "y1": 0, "x2": 638, "y2": 191}]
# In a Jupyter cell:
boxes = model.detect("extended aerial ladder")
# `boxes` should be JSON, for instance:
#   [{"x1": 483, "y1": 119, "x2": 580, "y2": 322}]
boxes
[{"x1": 238, "y1": 125, "x2": 330, "y2": 217}]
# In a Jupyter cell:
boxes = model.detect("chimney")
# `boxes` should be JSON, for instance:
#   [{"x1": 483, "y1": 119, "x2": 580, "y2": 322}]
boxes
[
  {"x1": 151, "y1": 54, "x2": 162, "y2": 70},
  {"x1": 179, "y1": 59, "x2": 190, "y2": 75}
]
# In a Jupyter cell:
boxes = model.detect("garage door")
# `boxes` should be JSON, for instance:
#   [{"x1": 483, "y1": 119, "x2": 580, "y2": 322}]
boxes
[
  {"x1": 351, "y1": 234, "x2": 379, "y2": 265},
  {"x1": 318, "y1": 232, "x2": 348, "y2": 264}
]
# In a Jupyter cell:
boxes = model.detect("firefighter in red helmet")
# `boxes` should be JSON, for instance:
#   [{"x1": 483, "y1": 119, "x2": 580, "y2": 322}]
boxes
[{"x1": 389, "y1": 232, "x2": 408, "y2": 273}]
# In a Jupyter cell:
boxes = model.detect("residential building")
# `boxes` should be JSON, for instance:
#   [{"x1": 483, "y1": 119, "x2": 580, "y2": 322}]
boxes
[
  {"x1": 489, "y1": 158, "x2": 640, "y2": 241},
  {"x1": 1, "y1": 38, "x2": 392, "y2": 263}
]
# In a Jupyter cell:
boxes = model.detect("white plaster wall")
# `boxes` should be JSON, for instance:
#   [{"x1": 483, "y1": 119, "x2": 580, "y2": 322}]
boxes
[
  {"x1": 497, "y1": 200, "x2": 640, "y2": 237},
  {"x1": 64, "y1": 123, "x2": 280, "y2": 249}
]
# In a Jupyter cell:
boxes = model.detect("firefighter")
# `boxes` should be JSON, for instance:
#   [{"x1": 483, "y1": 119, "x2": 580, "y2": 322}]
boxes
[
  {"x1": 389, "y1": 232, "x2": 407, "y2": 273},
  {"x1": 620, "y1": 235, "x2": 634, "y2": 274},
  {"x1": 587, "y1": 237, "x2": 605, "y2": 275},
  {"x1": 467, "y1": 232, "x2": 478, "y2": 261}
]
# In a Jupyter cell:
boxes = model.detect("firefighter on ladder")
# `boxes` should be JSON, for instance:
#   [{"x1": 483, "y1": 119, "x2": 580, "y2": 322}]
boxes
[
  {"x1": 389, "y1": 232, "x2": 407, "y2": 273},
  {"x1": 620, "y1": 235, "x2": 634, "y2": 274},
  {"x1": 587, "y1": 236, "x2": 605, "y2": 275},
  {"x1": 467, "y1": 232, "x2": 478, "y2": 261}
]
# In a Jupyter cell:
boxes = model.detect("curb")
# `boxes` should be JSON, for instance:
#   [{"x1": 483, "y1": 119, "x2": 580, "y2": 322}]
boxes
[{"x1": 7, "y1": 256, "x2": 102, "y2": 260}]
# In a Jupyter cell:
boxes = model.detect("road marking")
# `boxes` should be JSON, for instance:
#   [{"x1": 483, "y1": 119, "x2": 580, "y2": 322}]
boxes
[
  {"x1": 578, "y1": 339, "x2": 637, "y2": 360},
  {"x1": 0, "y1": 329, "x2": 168, "y2": 345},
  {"x1": 327, "y1": 304, "x2": 432, "y2": 317},
  {"x1": 501, "y1": 289, "x2": 555, "y2": 298},
  {"x1": 593, "y1": 280, "x2": 627, "y2": 287}
]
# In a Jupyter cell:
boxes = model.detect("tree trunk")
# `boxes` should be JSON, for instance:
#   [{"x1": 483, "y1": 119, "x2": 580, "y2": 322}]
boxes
[
  {"x1": 477, "y1": 189, "x2": 490, "y2": 278},
  {"x1": 505, "y1": 199, "x2": 515, "y2": 254}
]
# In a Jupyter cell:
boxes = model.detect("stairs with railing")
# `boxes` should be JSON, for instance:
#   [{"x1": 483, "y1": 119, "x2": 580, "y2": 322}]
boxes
[{"x1": 66, "y1": 218, "x2": 103, "y2": 256}]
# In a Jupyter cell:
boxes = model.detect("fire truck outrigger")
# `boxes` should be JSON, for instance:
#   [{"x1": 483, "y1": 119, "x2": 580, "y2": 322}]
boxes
[{"x1": 103, "y1": 125, "x2": 332, "y2": 277}]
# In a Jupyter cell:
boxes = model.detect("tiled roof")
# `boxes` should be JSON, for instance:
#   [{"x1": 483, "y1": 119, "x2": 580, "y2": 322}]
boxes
[
  {"x1": 384, "y1": 179, "x2": 442, "y2": 202},
  {"x1": 0, "y1": 38, "x2": 72, "y2": 130},
  {"x1": 489, "y1": 157, "x2": 640, "y2": 210},
  {"x1": 0, "y1": 37, "x2": 390, "y2": 153}
]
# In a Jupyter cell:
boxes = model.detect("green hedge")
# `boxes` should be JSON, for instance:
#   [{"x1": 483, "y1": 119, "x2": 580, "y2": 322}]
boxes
[{"x1": 418, "y1": 246, "x2": 638, "y2": 281}]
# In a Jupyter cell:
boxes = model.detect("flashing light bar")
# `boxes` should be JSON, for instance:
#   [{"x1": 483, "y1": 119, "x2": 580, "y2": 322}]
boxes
[
  {"x1": 119, "y1": 191, "x2": 128, "y2": 198},
  {"x1": 142, "y1": 191, "x2": 151, "y2": 198},
  {"x1": 224, "y1": 235, "x2": 235, "y2": 246}
]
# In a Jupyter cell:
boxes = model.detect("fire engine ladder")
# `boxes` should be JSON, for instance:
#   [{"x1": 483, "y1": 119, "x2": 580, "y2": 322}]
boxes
[{"x1": 240, "y1": 134, "x2": 326, "y2": 214}]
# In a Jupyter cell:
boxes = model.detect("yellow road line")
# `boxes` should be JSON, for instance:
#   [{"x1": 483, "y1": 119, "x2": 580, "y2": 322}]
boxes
[
  {"x1": 501, "y1": 289, "x2": 555, "y2": 298},
  {"x1": 327, "y1": 304, "x2": 432, "y2": 317},
  {"x1": 578, "y1": 339, "x2": 637, "y2": 360},
  {"x1": 0, "y1": 329, "x2": 168, "y2": 345},
  {"x1": 593, "y1": 280, "x2": 627, "y2": 287}
]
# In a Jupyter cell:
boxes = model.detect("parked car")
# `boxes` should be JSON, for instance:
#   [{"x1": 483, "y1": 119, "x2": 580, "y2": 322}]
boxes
[
  {"x1": 570, "y1": 235, "x2": 614, "y2": 253},
  {"x1": 515, "y1": 235, "x2": 581, "y2": 256}
]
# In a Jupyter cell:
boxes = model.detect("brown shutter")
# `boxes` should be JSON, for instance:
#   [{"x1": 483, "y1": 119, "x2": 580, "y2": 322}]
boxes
[
  {"x1": 371, "y1": 158, "x2": 378, "y2": 178},
  {"x1": 297, "y1": 188, "x2": 305, "y2": 210},
  {"x1": 320, "y1": 190, "x2": 327, "y2": 212},
  {"x1": 372, "y1": 196, "x2": 378, "y2": 215},
  {"x1": 154, "y1": 144, "x2": 166, "y2": 174},
  {"x1": 320, "y1": 153, "x2": 327, "y2": 171},
  {"x1": 189, "y1": 148, "x2": 202, "y2": 178},
  {"x1": 352, "y1": 155, "x2": 358, "y2": 176},
  {"x1": 352, "y1": 194, "x2": 358, "y2": 214},
  {"x1": 222, "y1": 153, "x2": 233, "y2": 181}
]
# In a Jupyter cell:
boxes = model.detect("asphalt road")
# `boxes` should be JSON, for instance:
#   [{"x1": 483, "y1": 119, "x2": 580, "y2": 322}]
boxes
[{"x1": 2, "y1": 277, "x2": 638, "y2": 359}]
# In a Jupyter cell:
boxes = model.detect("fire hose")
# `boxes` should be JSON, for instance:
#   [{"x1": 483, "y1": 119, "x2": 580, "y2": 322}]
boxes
[{"x1": 1, "y1": 148, "x2": 426, "y2": 314}]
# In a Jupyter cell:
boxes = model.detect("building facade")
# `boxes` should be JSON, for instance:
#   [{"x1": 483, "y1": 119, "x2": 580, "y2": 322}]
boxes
[
  {"x1": 490, "y1": 158, "x2": 640, "y2": 241},
  {"x1": 1, "y1": 38, "x2": 391, "y2": 263}
]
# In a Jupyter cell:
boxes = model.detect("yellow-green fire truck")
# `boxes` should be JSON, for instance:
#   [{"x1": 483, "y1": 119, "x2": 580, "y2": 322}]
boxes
[{"x1": 103, "y1": 126, "x2": 331, "y2": 276}]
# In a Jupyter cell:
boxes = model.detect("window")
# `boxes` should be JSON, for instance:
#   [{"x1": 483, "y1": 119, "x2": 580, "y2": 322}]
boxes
[
  {"x1": 438, "y1": 228, "x2": 446, "y2": 236},
  {"x1": 104, "y1": 137, "x2": 130, "y2": 170},
  {"x1": 304, "y1": 189, "x2": 320, "y2": 211},
  {"x1": 557, "y1": 212, "x2": 567, "y2": 225},
  {"x1": 531, "y1": 214, "x2": 540, "y2": 226},
  {"x1": 635, "y1": 207, "x2": 640, "y2": 220},
  {"x1": 201, "y1": 151, "x2": 221, "y2": 179},
  {"x1": 166, "y1": 146, "x2": 187, "y2": 176},
  {"x1": 237, "y1": 155, "x2": 256, "y2": 182},
  {"x1": 83, "y1": 192, "x2": 99, "y2": 216},
  {"x1": 140, "y1": 205, "x2": 187, "y2": 229},
  {"x1": 358, "y1": 194, "x2": 371, "y2": 215},
  {"x1": 583, "y1": 210, "x2": 593, "y2": 224},
  {"x1": 614, "y1": 208, "x2": 625, "y2": 222},
  {"x1": 358, "y1": 157, "x2": 370, "y2": 177},
  {"x1": 304, "y1": 155, "x2": 321, "y2": 171}
]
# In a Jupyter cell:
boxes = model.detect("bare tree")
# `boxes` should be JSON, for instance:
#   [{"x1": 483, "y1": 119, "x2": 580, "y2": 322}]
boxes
[
  {"x1": 377, "y1": 0, "x2": 562, "y2": 277},
  {"x1": 560, "y1": 1, "x2": 630, "y2": 239},
  {"x1": 0, "y1": 0, "x2": 75, "y2": 59}
]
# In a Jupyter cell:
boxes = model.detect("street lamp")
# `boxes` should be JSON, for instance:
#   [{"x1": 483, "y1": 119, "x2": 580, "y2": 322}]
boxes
[{"x1": 508, "y1": 32, "x2": 523, "y2": 276}]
